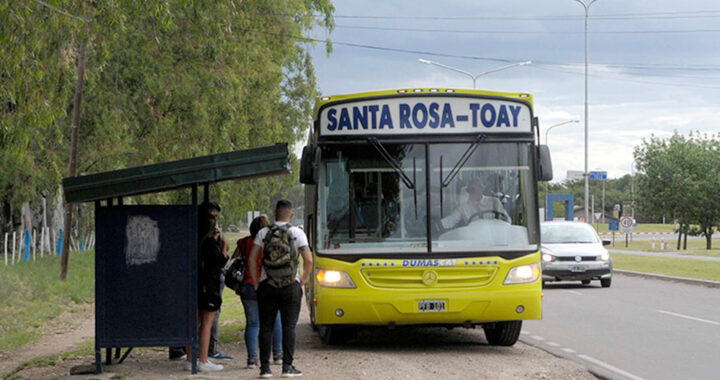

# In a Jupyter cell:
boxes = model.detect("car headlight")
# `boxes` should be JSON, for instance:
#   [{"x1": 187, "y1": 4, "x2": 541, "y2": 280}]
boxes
[
  {"x1": 315, "y1": 269, "x2": 357, "y2": 288},
  {"x1": 598, "y1": 252, "x2": 610, "y2": 261},
  {"x1": 504, "y1": 263, "x2": 541, "y2": 285},
  {"x1": 542, "y1": 253, "x2": 556, "y2": 262},
  {"x1": 541, "y1": 247, "x2": 556, "y2": 262}
]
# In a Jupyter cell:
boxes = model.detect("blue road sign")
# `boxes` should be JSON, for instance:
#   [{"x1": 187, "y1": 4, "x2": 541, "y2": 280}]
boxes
[
  {"x1": 609, "y1": 220, "x2": 619, "y2": 231},
  {"x1": 589, "y1": 171, "x2": 607, "y2": 180}
]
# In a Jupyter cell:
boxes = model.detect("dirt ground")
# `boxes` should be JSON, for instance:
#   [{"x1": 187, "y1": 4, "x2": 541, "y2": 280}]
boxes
[{"x1": 2, "y1": 301, "x2": 596, "y2": 380}]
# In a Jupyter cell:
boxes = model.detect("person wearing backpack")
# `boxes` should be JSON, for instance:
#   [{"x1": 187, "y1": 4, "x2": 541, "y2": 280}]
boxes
[
  {"x1": 232, "y1": 215, "x2": 283, "y2": 369},
  {"x1": 248, "y1": 200, "x2": 312, "y2": 378}
]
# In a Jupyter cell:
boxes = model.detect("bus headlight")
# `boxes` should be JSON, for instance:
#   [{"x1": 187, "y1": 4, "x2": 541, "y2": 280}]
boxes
[
  {"x1": 504, "y1": 263, "x2": 541, "y2": 284},
  {"x1": 315, "y1": 269, "x2": 357, "y2": 288}
]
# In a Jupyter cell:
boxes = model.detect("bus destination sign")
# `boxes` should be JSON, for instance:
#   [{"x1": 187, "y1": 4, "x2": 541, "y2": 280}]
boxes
[{"x1": 319, "y1": 97, "x2": 532, "y2": 136}]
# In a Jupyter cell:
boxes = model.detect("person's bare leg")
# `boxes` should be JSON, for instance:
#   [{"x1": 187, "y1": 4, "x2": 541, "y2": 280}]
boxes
[
  {"x1": 199, "y1": 310, "x2": 217, "y2": 363},
  {"x1": 186, "y1": 312, "x2": 201, "y2": 365}
]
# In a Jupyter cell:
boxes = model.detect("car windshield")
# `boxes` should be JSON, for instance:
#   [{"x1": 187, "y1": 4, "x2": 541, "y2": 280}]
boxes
[{"x1": 541, "y1": 223, "x2": 599, "y2": 244}]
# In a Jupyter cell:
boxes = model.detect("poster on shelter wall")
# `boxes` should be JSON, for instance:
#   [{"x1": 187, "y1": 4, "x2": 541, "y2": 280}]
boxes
[{"x1": 125, "y1": 216, "x2": 161, "y2": 266}]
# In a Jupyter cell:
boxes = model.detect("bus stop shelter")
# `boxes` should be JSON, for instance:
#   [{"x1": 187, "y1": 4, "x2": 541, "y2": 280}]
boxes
[{"x1": 62, "y1": 143, "x2": 290, "y2": 374}]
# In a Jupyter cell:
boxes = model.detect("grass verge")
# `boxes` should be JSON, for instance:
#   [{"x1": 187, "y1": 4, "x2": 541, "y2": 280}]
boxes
[
  {"x1": 607, "y1": 238, "x2": 720, "y2": 256},
  {"x1": 218, "y1": 287, "x2": 246, "y2": 345},
  {"x1": 612, "y1": 253, "x2": 720, "y2": 282},
  {"x1": 593, "y1": 223, "x2": 677, "y2": 234},
  {"x1": 0, "y1": 251, "x2": 94, "y2": 350}
]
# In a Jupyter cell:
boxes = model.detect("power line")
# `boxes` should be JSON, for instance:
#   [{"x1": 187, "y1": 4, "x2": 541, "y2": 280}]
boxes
[
  {"x1": 530, "y1": 65, "x2": 720, "y2": 90},
  {"x1": 241, "y1": 28, "x2": 720, "y2": 87},
  {"x1": 329, "y1": 9, "x2": 720, "y2": 21},
  {"x1": 33, "y1": 0, "x2": 87, "y2": 22},
  {"x1": 335, "y1": 24, "x2": 720, "y2": 35}
]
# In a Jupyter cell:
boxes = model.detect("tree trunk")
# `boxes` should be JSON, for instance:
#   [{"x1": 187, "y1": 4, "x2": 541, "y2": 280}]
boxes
[
  {"x1": 707, "y1": 227, "x2": 713, "y2": 250},
  {"x1": 676, "y1": 224, "x2": 682, "y2": 250},
  {"x1": 683, "y1": 231, "x2": 687, "y2": 250},
  {"x1": 60, "y1": 20, "x2": 89, "y2": 281}
]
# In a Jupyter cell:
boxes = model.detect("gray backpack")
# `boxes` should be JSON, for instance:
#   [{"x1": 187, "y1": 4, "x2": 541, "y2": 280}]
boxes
[{"x1": 262, "y1": 224, "x2": 299, "y2": 288}]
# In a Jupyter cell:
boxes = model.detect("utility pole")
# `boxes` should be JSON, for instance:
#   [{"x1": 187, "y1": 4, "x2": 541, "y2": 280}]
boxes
[{"x1": 61, "y1": 6, "x2": 89, "y2": 281}]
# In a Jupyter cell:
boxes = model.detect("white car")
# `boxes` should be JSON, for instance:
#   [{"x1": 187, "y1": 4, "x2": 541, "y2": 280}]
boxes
[{"x1": 540, "y1": 221, "x2": 612, "y2": 287}]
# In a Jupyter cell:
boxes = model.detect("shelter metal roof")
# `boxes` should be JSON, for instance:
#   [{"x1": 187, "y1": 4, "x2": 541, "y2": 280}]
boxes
[{"x1": 63, "y1": 143, "x2": 291, "y2": 203}]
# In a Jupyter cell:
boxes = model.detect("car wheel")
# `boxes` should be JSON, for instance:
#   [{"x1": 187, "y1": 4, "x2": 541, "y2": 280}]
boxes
[
  {"x1": 318, "y1": 325, "x2": 356, "y2": 345},
  {"x1": 483, "y1": 321, "x2": 522, "y2": 346},
  {"x1": 581, "y1": 279, "x2": 591, "y2": 285},
  {"x1": 601, "y1": 277, "x2": 612, "y2": 288}
]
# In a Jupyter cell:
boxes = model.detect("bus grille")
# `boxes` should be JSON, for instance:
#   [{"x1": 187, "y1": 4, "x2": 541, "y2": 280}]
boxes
[{"x1": 361, "y1": 267, "x2": 497, "y2": 289}]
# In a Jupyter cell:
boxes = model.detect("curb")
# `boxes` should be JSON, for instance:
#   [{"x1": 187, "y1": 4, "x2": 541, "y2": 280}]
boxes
[{"x1": 614, "y1": 269, "x2": 720, "y2": 288}]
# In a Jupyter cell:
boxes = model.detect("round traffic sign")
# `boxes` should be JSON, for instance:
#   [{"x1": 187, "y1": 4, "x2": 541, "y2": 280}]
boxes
[{"x1": 620, "y1": 216, "x2": 633, "y2": 229}]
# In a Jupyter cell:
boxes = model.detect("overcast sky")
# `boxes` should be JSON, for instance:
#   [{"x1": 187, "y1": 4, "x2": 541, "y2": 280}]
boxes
[{"x1": 307, "y1": 0, "x2": 720, "y2": 182}]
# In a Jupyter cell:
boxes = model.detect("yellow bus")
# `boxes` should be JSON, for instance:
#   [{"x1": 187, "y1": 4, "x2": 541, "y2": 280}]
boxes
[{"x1": 299, "y1": 88, "x2": 553, "y2": 345}]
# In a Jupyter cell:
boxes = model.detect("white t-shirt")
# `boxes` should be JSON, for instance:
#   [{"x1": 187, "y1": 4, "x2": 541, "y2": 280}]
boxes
[{"x1": 254, "y1": 222, "x2": 309, "y2": 282}]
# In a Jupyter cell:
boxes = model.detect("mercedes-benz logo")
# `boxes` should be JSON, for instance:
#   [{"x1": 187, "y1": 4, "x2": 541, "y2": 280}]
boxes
[
  {"x1": 422, "y1": 270, "x2": 438, "y2": 286},
  {"x1": 575, "y1": 255, "x2": 582, "y2": 262}
]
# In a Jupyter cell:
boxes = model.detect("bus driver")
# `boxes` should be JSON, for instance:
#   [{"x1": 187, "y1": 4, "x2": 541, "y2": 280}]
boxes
[{"x1": 435, "y1": 177, "x2": 510, "y2": 233}]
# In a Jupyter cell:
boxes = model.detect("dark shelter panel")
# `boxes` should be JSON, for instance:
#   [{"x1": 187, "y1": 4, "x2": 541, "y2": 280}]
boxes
[{"x1": 95, "y1": 205, "x2": 196, "y2": 348}]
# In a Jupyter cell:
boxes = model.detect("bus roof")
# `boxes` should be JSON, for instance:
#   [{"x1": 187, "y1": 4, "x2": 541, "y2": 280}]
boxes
[{"x1": 313, "y1": 88, "x2": 533, "y2": 118}]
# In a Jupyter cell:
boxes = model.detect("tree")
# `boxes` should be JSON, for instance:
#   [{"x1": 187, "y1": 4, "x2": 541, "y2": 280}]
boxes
[
  {"x1": 1, "y1": 0, "x2": 335, "y2": 277},
  {"x1": 634, "y1": 132, "x2": 720, "y2": 249}
]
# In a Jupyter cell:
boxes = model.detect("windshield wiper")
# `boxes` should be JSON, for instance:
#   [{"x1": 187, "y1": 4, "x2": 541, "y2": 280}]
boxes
[
  {"x1": 368, "y1": 138, "x2": 418, "y2": 218},
  {"x1": 439, "y1": 134, "x2": 487, "y2": 217}
]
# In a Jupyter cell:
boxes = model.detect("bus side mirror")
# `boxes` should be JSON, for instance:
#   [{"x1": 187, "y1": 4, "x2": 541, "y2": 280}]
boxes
[
  {"x1": 299, "y1": 145, "x2": 320, "y2": 184},
  {"x1": 538, "y1": 145, "x2": 553, "y2": 182}
]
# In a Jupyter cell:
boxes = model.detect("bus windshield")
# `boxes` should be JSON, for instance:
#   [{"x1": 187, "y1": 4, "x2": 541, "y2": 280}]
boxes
[
  {"x1": 316, "y1": 141, "x2": 539, "y2": 254},
  {"x1": 318, "y1": 143, "x2": 428, "y2": 253},
  {"x1": 430, "y1": 142, "x2": 538, "y2": 252}
]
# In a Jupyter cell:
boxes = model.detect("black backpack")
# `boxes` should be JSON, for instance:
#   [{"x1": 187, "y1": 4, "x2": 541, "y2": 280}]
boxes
[
  {"x1": 262, "y1": 223, "x2": 299, "y2": 288},
  {"x1": 223, "y1": 257, "x2": 245, "y2": 293}
]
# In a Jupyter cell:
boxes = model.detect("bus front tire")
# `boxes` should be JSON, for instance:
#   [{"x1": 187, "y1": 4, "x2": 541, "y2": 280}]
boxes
[
  {"x1": 310, "y1": 304, "x2": 318, "y2": 332},
  {"x1": 318, "y1": 325, "x2": 356, "y2": 345},
  {"x1": 483, "y1": 321, "x2": 522, "y2": 346}
]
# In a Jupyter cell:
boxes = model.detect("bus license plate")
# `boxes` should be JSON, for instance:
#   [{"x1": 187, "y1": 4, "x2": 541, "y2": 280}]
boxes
[
  {"x1": 570, "y1": 265, "x2": 588, "y2": 272},
  {"x1": 418, "y1": 300, "x2": 446, "y2": 312}
]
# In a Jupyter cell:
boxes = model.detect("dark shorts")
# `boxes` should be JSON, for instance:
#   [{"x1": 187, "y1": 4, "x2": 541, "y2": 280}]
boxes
[{"x1": 199, "y1": 290, "x2": 222, "y2": 312}]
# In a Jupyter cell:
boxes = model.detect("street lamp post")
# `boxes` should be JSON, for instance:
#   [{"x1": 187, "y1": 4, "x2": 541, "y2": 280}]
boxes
[
  {"x1": 574, "y1": 0, "x2": 599, "y2": 224},
  {"x1": 418, "y1": 59, "x2": 532, "y2": 88},
  {"x1": 544, "y1": 120, "x2": 580, "y2": 146},
  {"x1": 631, "y1": 159, "x2": 636, "y2": 219}
]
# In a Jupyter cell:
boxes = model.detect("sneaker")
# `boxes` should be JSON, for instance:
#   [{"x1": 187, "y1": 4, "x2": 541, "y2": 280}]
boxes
[
  {"x1": 247, "y1": 360, "x2": 259, "y2": 369},
  {"x1": 183, "y1": 361, "x2": 192, "y2": 371},
  {"x1": 171, "y1": 353, "x2": 187, "y2": 361},
  {"x1": 273, "y1": 357, "x2": 282, "y2": 365},
  {"x1": 198, "y1": 360, "x2": 224, "y2": 372},
  {"x1": 209, "y1": 351, "x2": 233, "y2": 360},
  {"x1": 281, "y1": 365, "x2": 302, "y2": 378},
  {"x1": 259, "y1": 367, "x2": 273, "y2": 378}
]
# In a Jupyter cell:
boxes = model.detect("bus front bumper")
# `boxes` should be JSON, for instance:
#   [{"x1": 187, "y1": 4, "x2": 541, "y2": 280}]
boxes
[{"x1": 313, "y1": 287, "x2": 542, "y2": 326}]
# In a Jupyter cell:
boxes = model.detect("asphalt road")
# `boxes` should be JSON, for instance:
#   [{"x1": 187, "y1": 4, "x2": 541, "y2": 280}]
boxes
[{"x1": 523, "y1": 274, "x2": 720, "y2": 380}]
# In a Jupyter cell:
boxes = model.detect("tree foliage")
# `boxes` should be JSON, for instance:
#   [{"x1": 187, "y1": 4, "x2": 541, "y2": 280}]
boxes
[
  {"x1": 634, "y1": 132, "x2": 720, "y2": 249},
  {"x1": 542, "y1": 175, "x2": 635, "y2": 222},
  {"x1": 1, "y1": 0, "x2": 334, "y2": 232}
]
